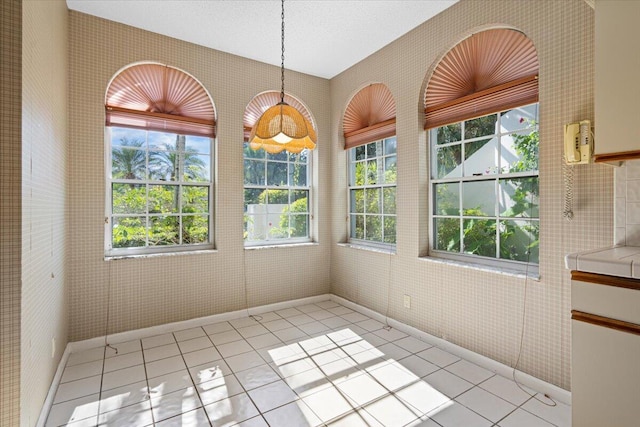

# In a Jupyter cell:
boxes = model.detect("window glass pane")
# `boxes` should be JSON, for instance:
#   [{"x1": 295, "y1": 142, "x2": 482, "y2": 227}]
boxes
[
  {"x1": 462, "y1": 181, "x2": 495, "y2": 216},
  {"x1": 464, "y1": 138, "x2": 496, "y2": 176},
  {"x1": 289, "y1": 163, "x2": 307, "y2": 187},
  {"x1": 148, "y1": 131, "x2": 177, "y2": 150},
  {"x1": 149, "y1": 216, "x2": 180, "y2": 246},
  {"x1": 436, "y1": 123, "x2": 461, "y2": 145},
  {"x1": 291, "y1": 190, "x2": 308, "y2": 207},
  {"x1": 499, "y1": 178, "x2": 539, "y2": 218},
  {"x1": 266, "y1": 162, "x2": 288, "y2": 186},
  {"x1": 112, "y1": 217, "x2": 146, "y2": 248},
  {"x1": 365, "y1": 216, "x2": 382, "y2": 241},
  {"x1": 355, "y1": 145, "x2": 366, "y2": 161},
  {"x1": 244, "y1": 143, "x2": 265, "y2": 159},
  {"x1": 290, "y1": 150, "x2": 308, "y2": 164},
  {"x1": 462, "y1": 218, "x2": 496, "y2": 257},
  {"x1": 501, "y1": 129, "x2": 539, "y2": 173},
  {"x1": 464, "y1": 114, "x2": 497, "y2": 139},
  {"x1": 290, "y1": 214, "x2": 308, "y2": 238},
  {"x1": 384, "y1": 156, "x2": 397, "y2": 184},
  {"x1": 434, "y1": 183, "x2": 459, "y2": 216},
  {"x1": 366, "y1": 141, "x2": 379, "y2": 158},
  {"x1": 383, "y1": 217, "x2": 396, "y2": 244},
  {"x1": 244, "y1": 189, "x2": 263, "y2": 212},
  {"x1": 182, "y1": 186, "x2": 209, "y2": 214},
  {"x1": 112, "y1": 147, "x2": 146, "y2": 180},
  {"x1": 112, "y1": 184, "x2": 146, "y2": 214},
  {"x1": 366, "y1": 160, "x2": 378, "y2": 185},
  {"x1": 352, "y1": 162, "x2": 365, "y2": 186},
  {"x1": 267, "y1": 151, "x2": 287, "y2": 161},
  {"x1": 384, "y1": 137, "x2": 397, "y2": 155},
  {"x1": 434, "y1": 218, "x2": 460, "y2": 252},
  {"x1": 383, "y1": 187, "x2": 396, "y2": 215},
  {"x1": 111, "y1": 128, "x2": 146, "y2": 148},
  {"x1": 265, "y1": 189, "x2": 288, "y2": 204},
  {"x1": 352, "y1": 215, "x2": 364, "y2": 239},
  {"x1": 182, "y1": 215, "x2": 208, "y2": 244},
  {"x1": 500, "y1": 220, "x2": 539, "y2": 263},
  {"x1": 183, "y1": 154, "x2": 210, "y2": 182},
  {"x1": 244, "y1": 160, "x2": 265, "y2": 185},
  {"x1": 149, "y1": 185, "x2": 178, "y2": 213},
  {"x1": 351, "y1": 189, "x2": 364, "y2": 213},
  {"x1": 501, "y1": 103, "x2": 538, "y2": 132},
  {"x1": 148, "y1": 150, "x2": 178, "y2": 181},
  {"x1": 435, "y1": 145, "x2": 462, "y2": 179},
  {"x1": 185, "y1": 135, "x2": 211, "y2": 154},
  {"x1": 245, "y1": 214, "x2": 266, "y2": 241},
  {"x1": 365, "y1": 188, "x2": 380, "y2": 214}
]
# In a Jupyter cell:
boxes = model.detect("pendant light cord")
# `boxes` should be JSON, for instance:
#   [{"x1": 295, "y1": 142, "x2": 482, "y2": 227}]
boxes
[{"x1": 280, "y1": 0, "x2": 286, "y2": 104}]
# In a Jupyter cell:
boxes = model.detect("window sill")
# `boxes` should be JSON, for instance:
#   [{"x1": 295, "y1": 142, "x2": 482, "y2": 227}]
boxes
[
  {"x1": 245, "y1": 242, "x2": 319, "y2": 251},
  {"x1": 419, "y1": 255, "x2": 540, "y2": 281},
  {"x1": 337, "y1": 242, "x2": 396, "y2": 255},
  {"x1": 105, "y1": 249, "x2": 218, "y2": 261}
]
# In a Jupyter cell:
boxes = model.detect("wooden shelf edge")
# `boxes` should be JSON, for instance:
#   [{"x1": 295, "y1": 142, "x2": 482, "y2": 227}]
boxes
[
  {"x1": 571, "y1": 271, "x2": 640, "y2": 291},
  {"x1": 594, "y1": 150, "x2": 640, "y2": 163},
  {"x1": 572, "y1": 310, "x2": 640, "y2": 336}
]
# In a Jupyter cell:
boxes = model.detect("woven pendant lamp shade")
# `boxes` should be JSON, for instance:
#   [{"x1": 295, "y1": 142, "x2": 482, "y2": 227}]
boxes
[{"x1": 249, "y1": 103, "x2": 317, "y2": 154}]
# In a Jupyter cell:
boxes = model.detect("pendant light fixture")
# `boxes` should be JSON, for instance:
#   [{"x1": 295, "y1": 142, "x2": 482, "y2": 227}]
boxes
[{"x1": 249, "y1": 0, "x2": 317, "y2": 154}]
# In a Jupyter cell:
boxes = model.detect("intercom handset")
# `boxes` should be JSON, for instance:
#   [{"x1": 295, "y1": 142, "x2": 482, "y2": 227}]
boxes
[{"x1": 564, "y1": 120, "x2": 592, "y2": 164}]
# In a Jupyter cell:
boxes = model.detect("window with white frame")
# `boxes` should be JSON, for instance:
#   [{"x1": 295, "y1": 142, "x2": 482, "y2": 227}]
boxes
[
  {"x1": 243, "y1": 146, "x2": 311, "y2": 244},
  {"x1": 430, "y1": 103, "x2": 539, "y2": 268},
  {"x1": 348, "y1": 137, "x2": 397, "y2": 245},
  {"x1": 106, "y1": 128, "x2": 213, "y2": 255}
]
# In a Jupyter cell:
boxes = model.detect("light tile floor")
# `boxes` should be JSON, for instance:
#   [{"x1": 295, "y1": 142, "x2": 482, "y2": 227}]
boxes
[{"x1": 46, "y1": 300, "x2": 570, "y2": 427}]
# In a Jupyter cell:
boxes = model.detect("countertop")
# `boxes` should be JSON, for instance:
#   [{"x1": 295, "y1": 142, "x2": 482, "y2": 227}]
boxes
[{"x1": 565, "y1": 246, "x2": 640, "y2": 279}]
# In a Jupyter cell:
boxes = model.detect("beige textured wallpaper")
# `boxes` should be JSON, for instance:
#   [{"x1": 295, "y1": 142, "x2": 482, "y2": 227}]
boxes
[
  {"x1": 20, "y1": 1, "x2": 70, "y2": 425},
  {"x1": 68, "y1": 12, "x2": 332, "y2": 342},
  {"x1": 1, "y1": 1, "x2": 22, "y2": 425},
  {"x1": 330, "y1": 0, "x2": 610, "y2": 391}
]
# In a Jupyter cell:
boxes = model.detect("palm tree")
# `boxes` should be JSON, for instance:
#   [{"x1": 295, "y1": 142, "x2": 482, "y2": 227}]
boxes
[
  {"x1": 112, "y1": 138, "x2": 146, "y2": 180},
  {"x1": 150, "y1": 135, "x2": 206, "y2": 181}
]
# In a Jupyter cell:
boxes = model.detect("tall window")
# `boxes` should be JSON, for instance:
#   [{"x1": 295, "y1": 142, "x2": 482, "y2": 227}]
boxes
[
  {"x1": 430, "y1": 104, "x2": 539, "y2": 266},
  {"x1": 348, "y1": 137, "x2": 397, "y2": 244},
  {"x1": 424, "y1": 29, "x2": 539, "y2": 271},
  {"x1": 243, "y1": 92, "x2": 314, "y2": 245},
  {"x1": 343, "y1": 83, "x2": 397, "y2": 247},
  {"x1": 243, "y1": 147, "x2": 310, "y2": 244},
  {"x1": 105, "y1": 63, "x2": 216, "y2": 256}
]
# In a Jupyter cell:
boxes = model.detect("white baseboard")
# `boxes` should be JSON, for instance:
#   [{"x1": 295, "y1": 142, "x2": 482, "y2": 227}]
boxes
[
  {"x1": 68, "y1": 294, "x2": 331, "y2": 354},
  {"x1": 36, "y1": 344, "x2": 71, "y2": 427},
  {"x1": 331, "y1": 294, "x2": 571, "y2": 405}
]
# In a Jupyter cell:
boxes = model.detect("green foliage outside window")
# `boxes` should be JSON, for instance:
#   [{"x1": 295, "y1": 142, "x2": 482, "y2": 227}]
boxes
[
  {"x1": 433, "y1": 113, "x2": 539, "y2": 264},
  {"x1": 110, "y1": 131, "x2": 211, "y2": 250}
]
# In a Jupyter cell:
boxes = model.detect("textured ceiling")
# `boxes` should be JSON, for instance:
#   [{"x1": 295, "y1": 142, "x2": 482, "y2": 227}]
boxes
[{"x1": 66, "y1": 0, "x2": 458, "y2": 79}]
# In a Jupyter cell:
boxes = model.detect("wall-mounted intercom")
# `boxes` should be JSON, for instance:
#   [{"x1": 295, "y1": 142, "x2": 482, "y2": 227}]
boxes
[{"x1": 564, "y1": 120, "x2": 592, "y2": 164}]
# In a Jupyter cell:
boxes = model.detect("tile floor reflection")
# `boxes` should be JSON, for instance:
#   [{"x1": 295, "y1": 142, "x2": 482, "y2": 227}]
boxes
[{"x1": 46, "y1": 300, "x2": 570, "y2": 426}]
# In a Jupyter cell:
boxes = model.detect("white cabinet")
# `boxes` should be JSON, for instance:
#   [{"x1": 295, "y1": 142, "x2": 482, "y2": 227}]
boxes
[
  {"x1": 571, "y1": 272, "x2": 640, "y2": 426},
  {"x1": 594, "y1": 0, "x2": 640, "y2": 162}
]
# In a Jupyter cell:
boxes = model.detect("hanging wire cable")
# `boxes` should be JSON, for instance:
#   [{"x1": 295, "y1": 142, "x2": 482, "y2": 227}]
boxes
[
  {"x1": 383, "y1": 247, "x2": 394, "y2": 331},
  {"x1": 511, "y1": 162, "x2": 556, "y2": 407}
]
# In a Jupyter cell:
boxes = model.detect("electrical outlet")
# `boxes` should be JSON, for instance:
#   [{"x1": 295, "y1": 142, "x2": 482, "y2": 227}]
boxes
[
  {"x1": 403, "y1": 294, "x2": 411, "y2": 309},
  {"x1": 51, "y1": 337, "x2": 56, "y2": 359}
]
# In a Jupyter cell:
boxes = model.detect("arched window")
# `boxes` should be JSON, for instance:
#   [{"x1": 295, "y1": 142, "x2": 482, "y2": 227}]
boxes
[
  {"x1": 343, "y1": 83, "x2": 397, "y2": 246},
  {"x1": 425, "y1": 29, "x2": 540, "y2": 271},
  {"x1": 105, "y1": 62, "x2": 216, "y2": 256},
  {"x1": 243, "y1": 91, "x2": 315, "y2": 245}
]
